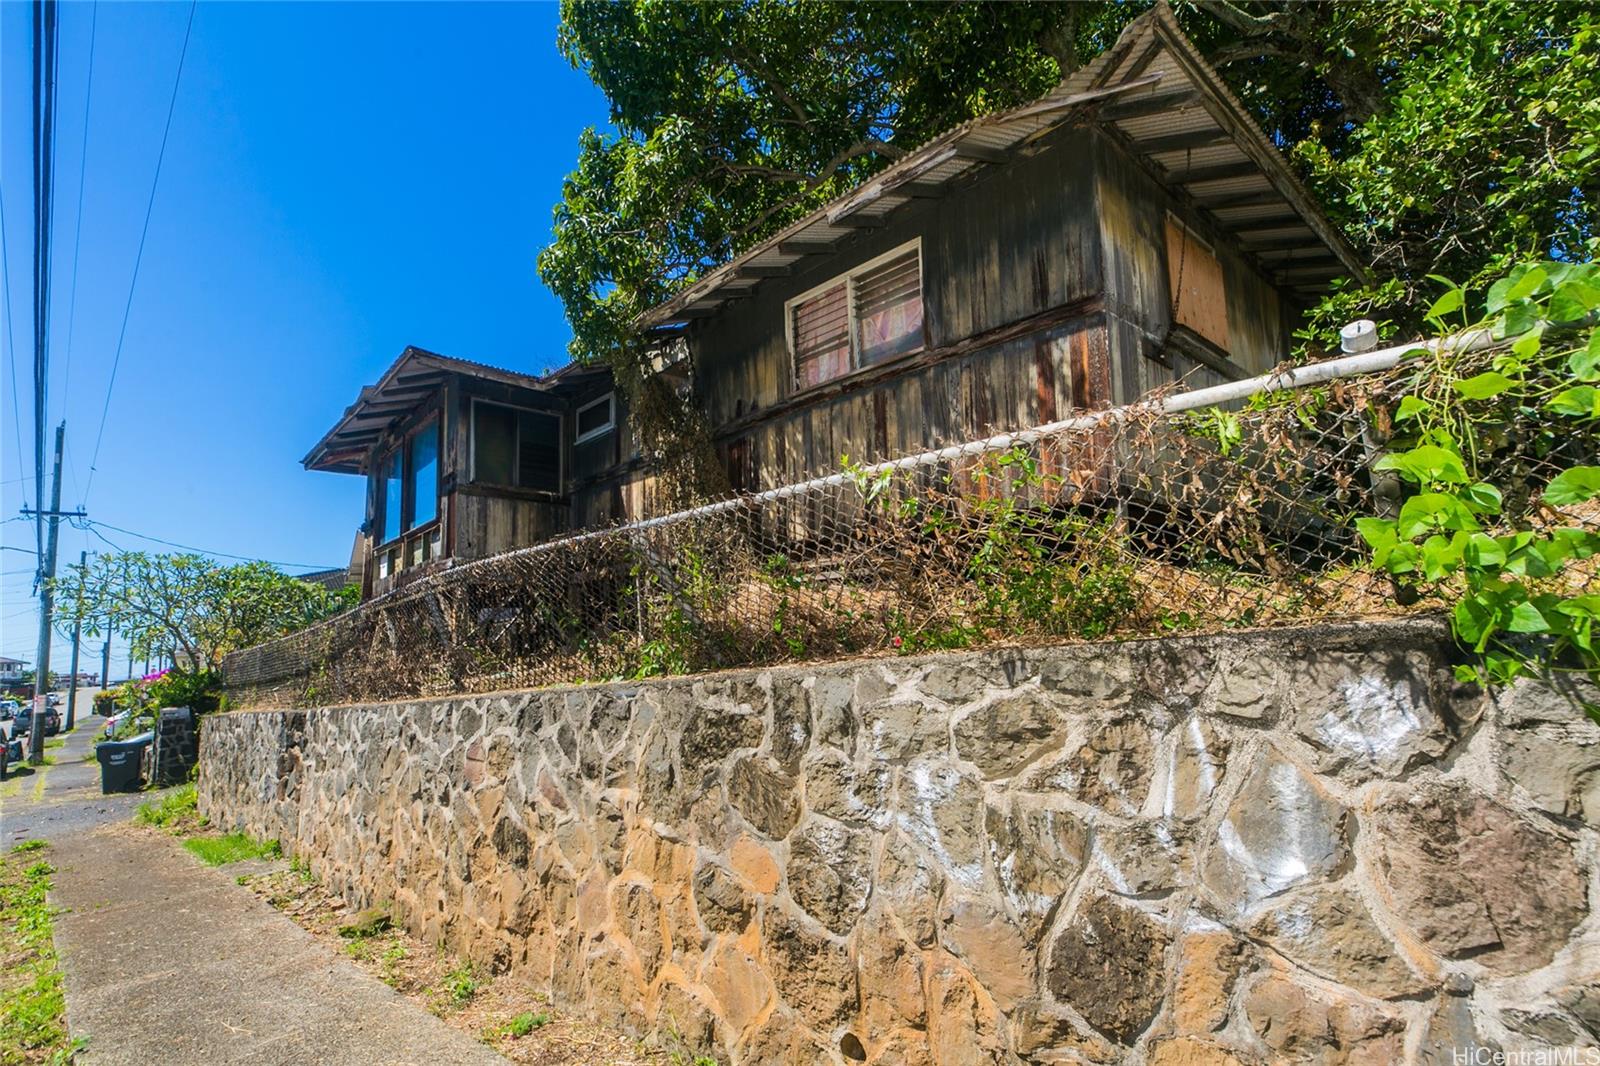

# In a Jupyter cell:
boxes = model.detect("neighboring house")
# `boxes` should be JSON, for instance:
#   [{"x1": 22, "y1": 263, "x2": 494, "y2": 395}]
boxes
[
  {"x1": 633, "y1": 5, "x2": 1365, "y2": 495},
  {"x1": 294, "y1": 567, "x2": 357, "y2": 593},
  {"x1": 0, "y1": 657, "x2": 25, "y2": 683},
  {"x1": 305, "y1": 7, "x2": 1364, "y2": 602},
  {"x1": 303, "y1": 348, "x2": 632, "y2": 599}
]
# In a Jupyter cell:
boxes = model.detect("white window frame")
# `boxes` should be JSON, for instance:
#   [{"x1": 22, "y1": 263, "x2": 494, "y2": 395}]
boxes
[
  {"x1": 574, "y1": 392, "x2": 616, "y2": 445},
  {"x1": 783, "y1": 237, "x2": 924, "y2": 390},
  {"x1": 468, "y1": 397, "x2": 563, "y2": 493}
]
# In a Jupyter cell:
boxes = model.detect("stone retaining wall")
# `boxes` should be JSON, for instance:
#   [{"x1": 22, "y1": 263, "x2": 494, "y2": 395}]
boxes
[{"x1": 199, "y1": 619, "x2": 1600, "y2": 1064}]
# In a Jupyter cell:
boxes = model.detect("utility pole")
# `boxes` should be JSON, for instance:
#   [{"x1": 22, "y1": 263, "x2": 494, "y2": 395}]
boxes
[
  {"x1": 100, "y1": 639, "x2": 110, "y2": 693},
  {"x1": 28, "y1": 423, "x2": 64, "y2": 765},
  {"x1": 63, "y1": 549, "x2": 85, "y2": 731}
]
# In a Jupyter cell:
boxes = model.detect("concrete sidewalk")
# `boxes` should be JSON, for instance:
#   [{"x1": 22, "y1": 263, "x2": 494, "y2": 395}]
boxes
[{"x1": 50, "y1": 827, "x2": 509, "y2": 1066}]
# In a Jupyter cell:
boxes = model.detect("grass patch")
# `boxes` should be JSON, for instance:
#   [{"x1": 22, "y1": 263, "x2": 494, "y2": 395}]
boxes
[
  {"x1": 0, "y1": 843, "x2": 75, "y2": 1064},
  {"x1": 182, "y1": 832, "x2": 280, "y2": 867},
  {"x1": 443, "y1": 962, "x2": 479, "y2": 1007},
  {"x1": 43, "y1": 739, "x2": 63, "y2": 750},
  {"x1": 484, "y1": 1010, "x2": 550, "y2": 1042},
  {"x1": 134, "y1": 784, "x2": 202, "y2": 830}
]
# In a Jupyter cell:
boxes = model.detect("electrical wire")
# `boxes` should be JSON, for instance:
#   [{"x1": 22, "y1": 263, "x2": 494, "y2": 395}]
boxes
[
  {"x1": 0, "y1": 181, "x2": 25, "y2": 505},
  {"x1": 74, "y1": 518, "x2": 340, "y2": 572},
  {"x1": 59, "y1": 0, "x2": 98, "y2": 418},
  {"x1": 83, "y1": 0, "x2": 197, "y2": 504}
]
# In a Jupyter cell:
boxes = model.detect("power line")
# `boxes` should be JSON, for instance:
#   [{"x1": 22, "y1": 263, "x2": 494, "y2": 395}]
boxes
[
  {"x1": 0, "y1": 181, "x2": 24, "y2": 504},
  {"x1": 83, "y1": 0, "x2": 197, "y2": 504},
  {"x1": 59, "y1": 0, "x2": 98, "y2": 417},
  {"x1": 75, "y1": 518, "x2": 340, "y2": 572}
]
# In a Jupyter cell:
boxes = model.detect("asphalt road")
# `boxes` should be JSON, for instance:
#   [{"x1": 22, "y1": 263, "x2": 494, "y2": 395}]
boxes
[{"x1": 1, "y1": 691, "x2": 164, "y2": 845}]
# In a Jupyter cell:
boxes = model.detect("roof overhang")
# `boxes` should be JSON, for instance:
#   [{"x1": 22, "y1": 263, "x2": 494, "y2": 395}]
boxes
[
  {"x1": 635, "y1": 3, "x2": 1367, "y2": 333},
  {"x1": 302, "y1": 348, "x2": 610, "y2": 475}
]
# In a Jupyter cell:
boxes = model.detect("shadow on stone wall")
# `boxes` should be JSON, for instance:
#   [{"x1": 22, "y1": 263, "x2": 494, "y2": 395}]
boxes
[{"x1": 198, "y1": 618, "x2": 1600, "y2": 1065}]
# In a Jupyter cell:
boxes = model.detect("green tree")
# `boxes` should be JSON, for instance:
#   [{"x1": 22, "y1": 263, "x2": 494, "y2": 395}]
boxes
[
  {"x1": 539, "y1": 0, "x2": 1599, "y2": 379},
  {"x1": 57, "y1": 553, "x2": 356, "y2": 675}
]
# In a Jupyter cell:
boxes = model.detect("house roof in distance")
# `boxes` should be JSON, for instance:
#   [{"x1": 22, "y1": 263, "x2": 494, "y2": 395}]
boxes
[
  {"x1": 302, "y1": 347, "x2": 609, "y2": 475},
  {"x1": 637, "y1": 2, "x2": 1366, "y2": 333}
]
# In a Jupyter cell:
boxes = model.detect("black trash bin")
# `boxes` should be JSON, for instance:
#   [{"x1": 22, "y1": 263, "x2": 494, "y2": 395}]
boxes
[{"x1": 96, "y1": 732, "x2": 154, "y2": 794}]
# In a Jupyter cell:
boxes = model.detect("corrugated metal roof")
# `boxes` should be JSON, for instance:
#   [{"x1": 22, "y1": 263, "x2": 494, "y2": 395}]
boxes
[
  {"x1": 637, "y1": 3, "x2": 1365, "y2": 332},
  {"x1": 302, "y1": 348, "x2": 610, "y2": 475}
]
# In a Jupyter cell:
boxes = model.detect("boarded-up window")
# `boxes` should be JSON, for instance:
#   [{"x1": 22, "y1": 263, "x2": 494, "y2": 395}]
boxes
[
  {"x1": 792, "y1": 282, "x2": 850, "y2": 389},
  {"x1": 1166, "y1": 216, "x2": 1229, "y2": 350},
  {"x1": 788, "y1": 239, "x2": 925, "y2": 389},
  {"x1": 855, "y1": 249, "x2": 924, "y2": 366}
]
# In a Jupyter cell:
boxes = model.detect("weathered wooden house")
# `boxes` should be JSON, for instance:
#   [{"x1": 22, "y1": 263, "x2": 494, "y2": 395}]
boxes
[
  {"x1": 303, "y1": 348, "x2": 632, "y2": 598},
  {"x1": 633, "y1": 5, "x2": 1366, "y2": 497},
  {"x1": 305, "y1": 7, "x2": 1365, "y2": 600}
]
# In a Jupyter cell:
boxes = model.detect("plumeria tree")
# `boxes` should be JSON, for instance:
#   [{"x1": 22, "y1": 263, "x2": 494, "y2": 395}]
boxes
[{"x1": 57, "y1": 553, "x2": 355, "y2": 676}]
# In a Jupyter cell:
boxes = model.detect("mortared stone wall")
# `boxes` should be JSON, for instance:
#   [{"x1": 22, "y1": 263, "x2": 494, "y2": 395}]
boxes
[{"x1": 198, "y1": 618, "x2": 1600, "y2": 1064}]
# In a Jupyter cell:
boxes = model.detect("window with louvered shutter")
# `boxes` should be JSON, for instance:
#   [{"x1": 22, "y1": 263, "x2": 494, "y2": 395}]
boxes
[
  {"x1": 792, "y1": 282, "x2": 850, "y2": 389},
  {"x1": 854, "y1": 248, "x2": 923, "y2": 365}
]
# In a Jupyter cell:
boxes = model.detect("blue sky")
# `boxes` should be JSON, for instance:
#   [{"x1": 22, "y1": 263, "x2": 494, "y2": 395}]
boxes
[{"x1": 0, "y1": 1, "x2": 611, "y2": 668}]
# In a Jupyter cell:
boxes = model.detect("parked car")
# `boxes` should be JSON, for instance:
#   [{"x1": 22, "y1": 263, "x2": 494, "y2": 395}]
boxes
[
  {"x1": 40, "y1": 707, "x2": 61, "y2": 736},
  {"x1": 0, "y1": 732, "x2": 21, "y2": 778},
  {"x1": 11, "y1": 706, "x2": 30, "y2": 736},
  {"x1": 0, "y1": 702, "x2": 15, "y2": 722}
]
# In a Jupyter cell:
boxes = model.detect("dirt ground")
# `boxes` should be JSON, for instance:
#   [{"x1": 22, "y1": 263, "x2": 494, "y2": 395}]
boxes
[{"x1": 234, "y1": 863, "x2": 672, "y2": 1066}]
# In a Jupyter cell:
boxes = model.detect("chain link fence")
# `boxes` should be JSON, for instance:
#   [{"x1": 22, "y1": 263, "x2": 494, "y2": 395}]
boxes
[{"x1": 223, "y1": 339, "x2": 1599, "y2": 709}]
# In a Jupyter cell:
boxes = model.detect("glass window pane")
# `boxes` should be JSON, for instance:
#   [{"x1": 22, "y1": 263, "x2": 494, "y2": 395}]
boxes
[
  {"x1": 517, "y1": 411, "x2": 561, "y2": 493},
  {"x1": 409, "y1": 423, "x2": 438, "y2": 529},
  {"x1": 473, "y1": 403, "x2": 516, "y2": 485},
  {"x1": 577, "y1": 396, "x2": 612, "y2": 439},
  {"x1": 382, "y1": 450, "x2": 402, "y2": 544}
]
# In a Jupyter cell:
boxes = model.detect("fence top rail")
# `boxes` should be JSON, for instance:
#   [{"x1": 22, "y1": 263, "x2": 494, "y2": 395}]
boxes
[{"x1": 225, "y1": 327, "x2": 1498, "y2": 667}]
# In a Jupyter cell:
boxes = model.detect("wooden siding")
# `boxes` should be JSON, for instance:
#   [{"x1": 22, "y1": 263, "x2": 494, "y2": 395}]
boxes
[
  {"x1": 452, "y1": 488, "x2": 567, "y2": 561},
  {"x1": 1094, "y1": 127, "x2": 1292, "y2": 398},
  {"x1": 688, "y1": 123, "x2": 1109, "y2": 482}
]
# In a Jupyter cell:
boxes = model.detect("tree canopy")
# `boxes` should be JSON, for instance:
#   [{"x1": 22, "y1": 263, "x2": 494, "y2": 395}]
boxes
[
  {"x1": 538, "y1": 0, "x2": 1598, "y2": 371},
  {"x1": 58, "y1": 553, "x2": 356, "y2": 674}
]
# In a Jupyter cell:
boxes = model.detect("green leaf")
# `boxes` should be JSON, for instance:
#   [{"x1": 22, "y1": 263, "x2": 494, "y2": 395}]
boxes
[
  {"x1": 1462, "y1": 482, "x2": 1503, "y2": 514},
  {"x1": 1506, "y1": 265, "x2": 1549, "y2": 302},
  {"x1": 1569, "y1": 331, "x2": 1600, "y2": 381},
  {"x1": 1394, "y1": 395, "x2": 1431, "y2": 422},
  {"x1": 1374, "y1": 444, "x2": 1470, "y2": 485},
  {"x1": 1557, "y1": 595, "x2": 1600, "y2": 622},
  {"x1": 1486, "y1": 275, "x2": 1517, "y2": 314},
  {"x1": 1355, "y1": 517, "x2": 1397, "y2": 550},
  {"x1": 1463, "y1": 532, "x2": 1506, "y2": 568},
  {"x1": 1544, "y1": 466, "x2": 1600, "y2": 506},
  {"x1": 1549, "y1": 386, "x2": 1600, "y2": 418},
  {"x1": 1426, "y1": 287, "x2": 1463, "y2": 319},
  {"x1": 1421, "y1": 533, "x2": 1463, "y2": 581},
  {"x1": 1549, "y1": 279, "x2": 1600, "y2": 322},
  {"x1": 1453, "y1": 594, "x2": 1498, "y2": 647},
  {"x1": 1397, "y1": 492, "x2": 1480, "y2": 538},
  {"x1": 1502, "y1": 300, "x2": 1540, "y2": 337},
  {"x1": 1507, "y1": 600, "x2": 1550, "y2": 633},
  {"x1": 1453, "y1": 371, "x2": 1519, "y2": 400}
]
